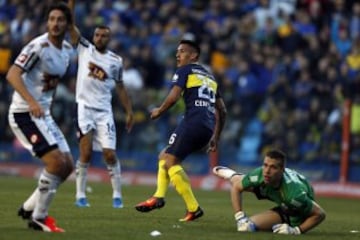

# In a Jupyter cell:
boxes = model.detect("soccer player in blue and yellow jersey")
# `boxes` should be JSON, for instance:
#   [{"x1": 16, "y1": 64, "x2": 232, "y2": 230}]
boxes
[
  {"x1": 213, "y1": 149, "x2": 326, "y2": 234},
  {"x1": 135, "y1": 38, "x2": 227, "y2": 221}
]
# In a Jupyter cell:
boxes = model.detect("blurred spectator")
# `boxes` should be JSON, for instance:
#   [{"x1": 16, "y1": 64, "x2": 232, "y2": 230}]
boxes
[
  {"x1": 0, "y1": 14, "x2": 9, "y2": 35},
  {"x1": 231, "y1": 58, "x2": 259, "y2": 120},
  {"x1": 0, "y1": 31, "x2": 11, "y2": 76},
  {"x1": 345, "y1": 42, "x2": 360, "y2": 77},
  {"x1": 253, "y1": 0, "x2": 276, "y2": 31},
  {"x1": 122, "y1": 57, "x2": 144, "y2": 91},
  {"x1": 293, "y1": 9, "x2": 317, "y2": 38},
  {"x1": 270, "y1": 0, "x2": 297, "y2": 16},
  {"x1": 138, "y1": 44, "x2": 165, "y2": 89},
  {"x1": 293, "y1": 69, "x2": 313, "y2": 110},
  {"x1": 9, "y1": 6, "x2": 32, "y2": 44},
  {"x1": 349, "y1": 2, "x2": 360, "y2": 39}
]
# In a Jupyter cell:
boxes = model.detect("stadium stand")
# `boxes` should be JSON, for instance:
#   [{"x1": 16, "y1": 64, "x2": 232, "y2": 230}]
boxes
[{"x1": 0, "y1": 1, "x2": 360, "y2": 194}]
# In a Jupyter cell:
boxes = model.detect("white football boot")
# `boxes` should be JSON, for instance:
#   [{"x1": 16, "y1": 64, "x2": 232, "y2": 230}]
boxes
[{"x1": 212, "y1": 166, "x2": 237, "y2": 180}]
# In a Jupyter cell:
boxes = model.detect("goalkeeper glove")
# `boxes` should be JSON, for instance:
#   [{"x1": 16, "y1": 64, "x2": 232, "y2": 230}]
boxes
[
  {"x1": 272, "y1": 223, "x2": 301, "y2": 235},
  {"x1": 235, "y1": 211, "x2": 256, "y2": 232}
]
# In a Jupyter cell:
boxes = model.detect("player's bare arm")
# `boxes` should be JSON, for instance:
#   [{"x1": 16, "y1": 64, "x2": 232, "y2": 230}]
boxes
[
  {"x1": 297, "y1": 201, "x2": 326, "y2": 233},
  {"x1": 67, "y1": 0, "x2": 80, "y2": 45},
  {"x1": 116, "y1": 83, "x2": 134, "y2": 132},
  {"x1": 150, "y1": 85, "x2": 182, "y2": 120},
  {"x1": 229, "y1": 175, "x2": 247, "y2": 212},
  {"x1": 6, "y1": 65, "x2": 44, "y2": 118},
  {"x1": 208, "y1": 97, "x2": 227, "y2": 152}
]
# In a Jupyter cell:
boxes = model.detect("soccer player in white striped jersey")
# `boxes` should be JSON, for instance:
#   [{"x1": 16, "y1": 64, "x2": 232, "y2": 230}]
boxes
[
  {"x1": 68, "y1": 0, "x2": 134, "y2": 208},
  {"x1": 6, "y1": 2, "x2": 74, "y2": 232}
]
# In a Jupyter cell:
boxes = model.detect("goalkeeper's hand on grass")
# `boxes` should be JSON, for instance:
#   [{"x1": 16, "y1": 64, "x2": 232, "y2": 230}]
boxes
[
  {"x1": 272, "y1": 223, "x2": 301, "y2": 235},
  {"x1": 235, "y1": 211, "x2": 256, "y2": 232}
]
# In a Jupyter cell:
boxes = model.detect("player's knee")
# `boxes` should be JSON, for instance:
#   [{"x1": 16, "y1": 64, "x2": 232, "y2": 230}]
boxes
[
  {"x1": 103, "y1": 149, "x2": 117, "y2": 164},
  {"x1": 163, "y1": 156, "x2": 179, "y2": 170},
  {"x1": 164, "y1": 161, "x2": 174, "y2": 171},
  {"x1": 63, "y1": 154, "x2": 74, "y2": 177},
  {"x1": 158, "y1": 149, "x2": 167, "y2": 159},
  {"x1": 45, "y1": 151, "x2": 71, "y2": 178},
  {"x1": 51, "y1": 153, "x2": 65, "y2": 168}
]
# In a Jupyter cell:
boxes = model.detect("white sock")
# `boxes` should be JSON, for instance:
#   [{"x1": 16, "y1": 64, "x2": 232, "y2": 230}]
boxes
[
  {"x1": 107, "y1": 161, "x2": 122, "y2": 199},
  {"x1": 32, "y1": 170, "x2": 61, "y2": 220},
  {"x1": 23, "y1": 188, "x2": 39, "y2": 211},
  {"x1": 75, "y1": 161, "x2": 89, "y2": 199}
]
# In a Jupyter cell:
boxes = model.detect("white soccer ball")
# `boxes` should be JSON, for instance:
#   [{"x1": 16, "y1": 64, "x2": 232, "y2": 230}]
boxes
[{"x1": 150, "y1": 230, "x2": 161, "y2": 237}]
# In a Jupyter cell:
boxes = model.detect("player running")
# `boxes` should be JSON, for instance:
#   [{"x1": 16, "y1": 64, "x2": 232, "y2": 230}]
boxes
[{"x1": 135, "y1": 38, "x2": 227, "y2": 221}]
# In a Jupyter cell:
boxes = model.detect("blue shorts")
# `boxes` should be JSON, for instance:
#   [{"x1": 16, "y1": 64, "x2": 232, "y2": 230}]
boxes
[{"x1": 165, "y1": 120, "x2": 213, "y2": 160}]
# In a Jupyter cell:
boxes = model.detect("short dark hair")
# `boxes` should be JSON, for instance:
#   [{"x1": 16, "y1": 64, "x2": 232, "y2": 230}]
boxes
[
  {"x1": 95, "y1": 25, "x2": 111, "y2": 31},
  {"x1": 47, "y1": 2, "x2": 72, "y2": 24},
  {"x1": 179, "y1": 39, "x2": 201, "y2": 56},
  {"x1": 266, "y1": 149, "x2": 286, "y2": 167}
]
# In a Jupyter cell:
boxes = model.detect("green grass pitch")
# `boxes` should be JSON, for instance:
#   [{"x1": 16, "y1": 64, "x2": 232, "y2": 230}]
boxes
[{"x1": 0, "y1": 176, "x2": 359, "y2": 240}]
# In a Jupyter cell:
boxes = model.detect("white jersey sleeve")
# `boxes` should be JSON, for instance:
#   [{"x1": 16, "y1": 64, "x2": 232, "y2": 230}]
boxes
[
  {"x1": 14, "y1": 39, "x2": 41, "y2": 72},
  {"x1": 75, "y1": 37, "x2": 123, "y2": 110}
]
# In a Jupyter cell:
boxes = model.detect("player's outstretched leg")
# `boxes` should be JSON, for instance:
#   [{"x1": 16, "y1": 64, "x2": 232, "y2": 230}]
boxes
[
  {"x1": 212, "y1": 166, "x2": 237, "y2": 180},
  {"x1": 135, "y1": 197, "x2": 165, "y2": 212}
]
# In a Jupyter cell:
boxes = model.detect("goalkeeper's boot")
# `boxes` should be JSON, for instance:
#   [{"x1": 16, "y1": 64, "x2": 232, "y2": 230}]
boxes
[
  {"x1": 28, "y1": 216, "x2": 65, "y2": 233},
  {"x1": 18, "y1": 206, "x2": 33, "y2": 220},
  {"x1": 113, "y1": 198, "x2": 124, "y2": 208},
  {"x1": 212, "y1": 166, "x2": 238, "y2": 180},
  {"x1": 179, "y1": 207, "x2": 204, "y2": 222},
  {"x1": 135, "y1": 197, "x2": 165, "y2": 212},
  {"x1": 75, "y1": 197, "x2": 90, "y2": 207}
]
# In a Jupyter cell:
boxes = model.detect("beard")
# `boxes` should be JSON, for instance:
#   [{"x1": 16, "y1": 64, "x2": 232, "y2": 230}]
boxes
[{"x1": 95, "y1": 43, "x2": 107, "y2": 52}]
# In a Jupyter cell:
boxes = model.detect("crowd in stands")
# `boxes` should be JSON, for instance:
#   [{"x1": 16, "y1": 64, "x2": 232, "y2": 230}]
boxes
[{"x1": 1, "y1": 0, "x2": 360, "y2": 165}]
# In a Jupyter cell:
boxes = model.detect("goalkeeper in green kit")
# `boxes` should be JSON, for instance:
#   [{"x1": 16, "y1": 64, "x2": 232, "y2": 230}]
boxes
[{"x1": 213, "y1": 149, "x2": 326, "y2": 234}]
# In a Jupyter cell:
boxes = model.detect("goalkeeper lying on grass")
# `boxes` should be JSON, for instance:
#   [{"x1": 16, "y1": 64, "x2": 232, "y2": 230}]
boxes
[{"x1": 213, "y1": 149, "x2": 326, "y2": 234}]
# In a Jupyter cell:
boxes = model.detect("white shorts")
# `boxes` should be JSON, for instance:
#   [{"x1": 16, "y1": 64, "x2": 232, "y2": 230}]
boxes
[
  {"x1": 8, "y1": 111, "x2": 70, "y2": 157},
  {"x1": 76, "y1": 103, "x2": 116, "y2": 151}
]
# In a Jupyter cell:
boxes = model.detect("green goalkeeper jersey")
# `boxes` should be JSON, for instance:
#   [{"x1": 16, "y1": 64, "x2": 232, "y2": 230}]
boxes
[{"x1": 242, "y1": 167, "x2": 314, "y2": 224}]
